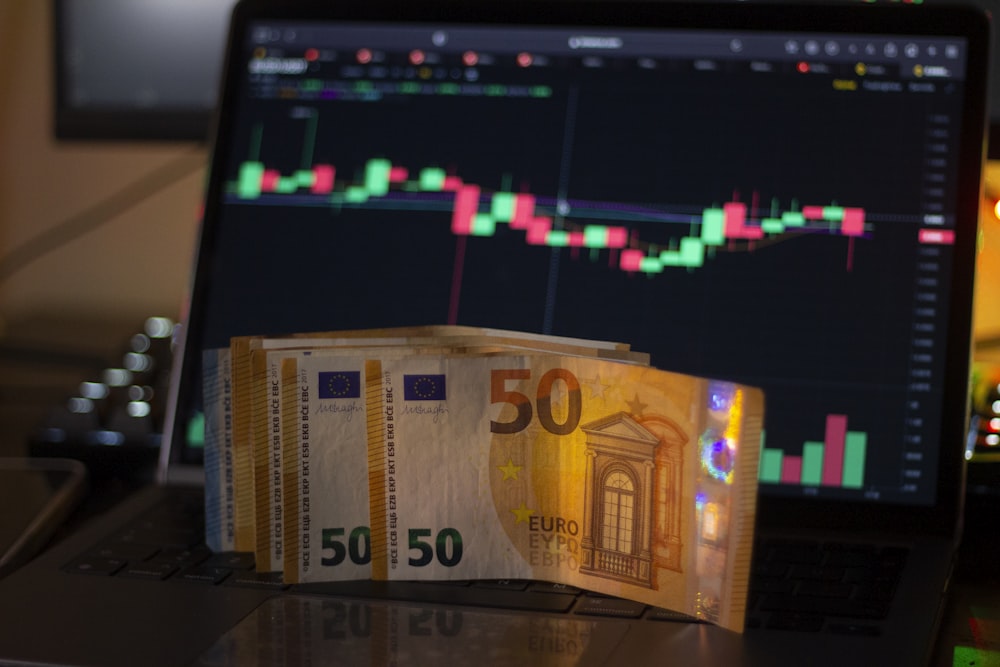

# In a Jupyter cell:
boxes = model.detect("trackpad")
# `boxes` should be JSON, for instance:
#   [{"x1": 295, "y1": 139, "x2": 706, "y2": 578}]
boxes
[{"x1": 193, "y1": 595, "x2": 629, "y2": 666}]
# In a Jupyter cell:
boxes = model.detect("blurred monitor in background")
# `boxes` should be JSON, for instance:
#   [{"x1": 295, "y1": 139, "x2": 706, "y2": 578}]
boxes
[{"x1": 52, "y1": 0, "x2": 236, "y2": 142}]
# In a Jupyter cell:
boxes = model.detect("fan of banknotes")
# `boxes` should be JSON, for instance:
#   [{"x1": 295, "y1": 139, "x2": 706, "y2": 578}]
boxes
[{"x1": 201, "y1": 326, "x2": 763, "y2": 632}]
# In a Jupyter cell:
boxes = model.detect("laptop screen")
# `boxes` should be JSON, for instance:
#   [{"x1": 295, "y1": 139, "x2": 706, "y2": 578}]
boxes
[{"x1": 174, "y1": 2, "x2": 986, "y2": 517}]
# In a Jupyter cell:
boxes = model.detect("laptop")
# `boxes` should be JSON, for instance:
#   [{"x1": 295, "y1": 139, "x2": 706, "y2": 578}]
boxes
[{"x1": 0, "y1": 0, "x2": 989, "y2": 664}]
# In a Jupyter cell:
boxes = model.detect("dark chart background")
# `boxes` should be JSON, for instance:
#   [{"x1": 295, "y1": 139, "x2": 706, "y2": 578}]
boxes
[{"x1": 196, "y1": 47, "x2": 964, "y2": 505}]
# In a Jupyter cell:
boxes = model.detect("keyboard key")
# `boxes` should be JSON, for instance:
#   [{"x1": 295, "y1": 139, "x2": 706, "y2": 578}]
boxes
[
  {"x1": 225, "y1": 570, "x2": 288, "y2": 590},
  {"x1": 175, "y1": 565, "x2": 231, "y2": 585},
  {"x1": 829, "y1": 622, "x2": 882, "y2": 637},
  {"x1": 766, "y1": 612, "x2": 825, "y2": 632},
  {"x1": 787, "y1": 564, "x2": 845, "y2": 582},
  {"x1": 753, "y1": 561, "x2": 789, "y2": 578},
  {"x1": 119, "y1": 563, "x2": 179, "y2": 580},
  {"x1": 854, "y1": 580, "x2": 897, "y2": 606},
  {"x1": 203, "y1": 552, "x2": 256, "y2": 570},
  {"x1": 88, "y1": 543, "x2": 159, "y2": 562},
  {"x1": 472, "y1": 579, "x2": 529, "y2": 591},
  {"x1": 64, "y1": 557, "x2": 127, "y2": 576},
  {"x1": 751, "y1": 577, "x2": 795, "y2": 595},
  {"x1": 109, "y1": 526, "x2": 203, "y2": 549},
  {"x1": 527, "y1": 582, "x2": 581, "y2": 595},
  {"x1": 574, "y1": 596, "x2": 646, "y2": 618},
  {"x1": 878, "y1": 547, "x2": 908, "y2": 568},
  {"x1": 760, "y1": 594, "x2": 889, "y2": 619},
  {"x1": 146, "y1": 546, "x2": 211, "y2": 570},
  {"x1": 795, "y1": 581, "x2": 853, "y2": 598},
  {"x1": 766, "y1": 542, "x2": 822, "y2": 564},
  {"x1": 825, "y1": 546, "x2": 877, "y2": 568}
]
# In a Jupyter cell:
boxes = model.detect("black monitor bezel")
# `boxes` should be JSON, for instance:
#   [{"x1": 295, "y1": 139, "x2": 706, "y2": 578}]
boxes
[{"x1": 50, "y1": 0, "x2": 231, "y2": 142}]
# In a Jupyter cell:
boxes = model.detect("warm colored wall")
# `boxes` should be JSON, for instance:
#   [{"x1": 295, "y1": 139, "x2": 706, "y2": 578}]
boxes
[
  {"x1": 0, "y1": 0, "x2": 998, "y2": 343},
  {"x1": 0, "y1": 1, "x2": 205, "y2": 330},
  {"x1": 978, "y1": 166, "x2": 1000, "y2": 343}
]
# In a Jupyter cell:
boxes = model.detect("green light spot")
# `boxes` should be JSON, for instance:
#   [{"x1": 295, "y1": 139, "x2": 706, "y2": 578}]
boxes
[
  {"x1": 659, "y1": 251, "x2": 681, "y2": 267},
  {"x1": 419, "y1": 168, "x2": 446, "y2": 191},
  {"x1": 781, "y1": 212, "x2": 806, "y2": 226},
  {"x1": 823, "y1": 206, "x2": 845, "y2": 222},
  {"x1": 639, "y1": 257, "x2": 664, "y2": 273},
  {"x1": 583, "y1": 226, "x2": 609, "y2": 248},
  {"x1": 187, "y1": 412, "x2": 205, "y2": 448},
  {"x1": 547, "y1": 231, "x2": 570, "y2": 247},
  {"x1": 237, "y1": 162, "x2": 264, "y2": 199},
  {"x1": 345, "y1": 187, "x2": 369, "y2": 204},
  {"x1": 491, "y1": 193, "x2": 516, "y2": 222},
  {"x1": 761, "y1": 219, "x2": 785, "y2": 234},
  {"x1": 471, "y1": 214, "x2": 496, "y2": 236}
]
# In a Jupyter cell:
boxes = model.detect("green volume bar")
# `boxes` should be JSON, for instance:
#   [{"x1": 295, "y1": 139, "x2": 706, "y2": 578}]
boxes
[
  {"x1": 801, "y1": 442, "x2": 825, "y2": 486},
  {"x1": 842, "y1": 432, "x2": 867, "y2": 488},
  {"x1": 237, "y1": 161, "x2": 265, "y2": 199},
  {"x1": 760, "y1": 448, "x2": 783, "y2": 483}
]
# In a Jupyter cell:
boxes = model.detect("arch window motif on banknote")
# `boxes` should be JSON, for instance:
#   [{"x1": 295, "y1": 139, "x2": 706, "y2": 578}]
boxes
[{"x1": 578, "y1": 412, "x2": 683, "y2": 588}]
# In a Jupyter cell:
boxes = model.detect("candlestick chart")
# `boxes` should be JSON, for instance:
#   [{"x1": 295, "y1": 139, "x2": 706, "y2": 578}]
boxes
[
  {"x1": 230, "y1": 155, "x2": 868, "y2": 276},
  {"x1": 211, "y1": 85, "x2": 949, "y2": 504}
]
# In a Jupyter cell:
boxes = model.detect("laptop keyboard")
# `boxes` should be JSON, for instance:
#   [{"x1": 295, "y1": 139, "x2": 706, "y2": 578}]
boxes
[
  {"x1": 62, "y1": 486, "x2": 906, "y2": 634},
  {"x1": 745, "y1": 539, "x2": 908, "y2": 635}
]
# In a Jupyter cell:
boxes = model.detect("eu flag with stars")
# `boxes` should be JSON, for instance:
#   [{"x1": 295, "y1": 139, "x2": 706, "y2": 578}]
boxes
[
  {"x1": 318, "y1": 371, "x2": 361, "y2": 399},
  {"x1": 403, "y1": 374, "x2": 446, "y2": 401}
]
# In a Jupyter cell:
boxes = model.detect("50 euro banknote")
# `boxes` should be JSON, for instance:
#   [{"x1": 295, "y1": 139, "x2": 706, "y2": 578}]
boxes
[
  {"x1": 204, "y1": 326, "x2": 646, "y2": 556},
  {"x1": 267, "y1": 340, "x2": 647, "y2": 575},
  {"x1": 281, "y1": 350, "x2": 763, "y2": 632}
]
